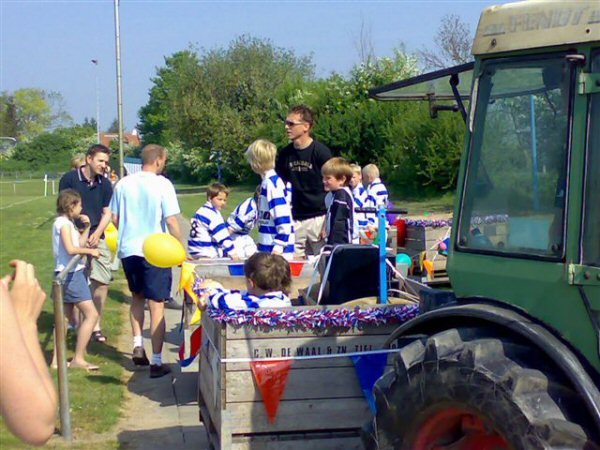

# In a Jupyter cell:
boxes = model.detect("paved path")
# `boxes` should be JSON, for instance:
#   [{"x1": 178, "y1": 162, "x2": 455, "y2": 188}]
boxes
[{"x1": 116, "y1": 306, "x2": 209, "y2": 450}]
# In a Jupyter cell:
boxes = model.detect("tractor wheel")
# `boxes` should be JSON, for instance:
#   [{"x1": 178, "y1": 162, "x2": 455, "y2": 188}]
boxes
[{"x1": 363, "y1": 327, "x2": 598, "y2": 450}]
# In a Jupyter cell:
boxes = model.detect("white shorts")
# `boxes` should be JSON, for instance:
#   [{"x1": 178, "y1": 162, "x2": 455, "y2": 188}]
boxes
[{"x1": 231, "y1": 234, "x2": 257, "y2": 259}]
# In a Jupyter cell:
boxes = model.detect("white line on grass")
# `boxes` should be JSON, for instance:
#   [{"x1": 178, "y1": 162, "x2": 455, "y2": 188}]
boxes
[{"x1": 0, "y1": 196, "x2": 46, "y2": 210}]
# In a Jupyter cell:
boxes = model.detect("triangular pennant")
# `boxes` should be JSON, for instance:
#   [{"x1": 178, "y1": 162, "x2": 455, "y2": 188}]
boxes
[
  {"x1": 250, "y1": 359, "x2": 293, "y2": 423},
  {"x1": 179, "y1": 261, "x2": 195, "y2": 292},
  {"x1": 189, "y1": 308, "x2": 202, "y2": 326},
  {"x1": 351, "y1": 353, "x2": 389, "y2": 413},
  {"x1": 178, "y1": 327, "x2": 203, "y2": 367}
]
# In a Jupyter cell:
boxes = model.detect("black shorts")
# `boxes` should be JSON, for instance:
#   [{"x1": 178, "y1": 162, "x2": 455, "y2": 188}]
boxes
[{"x1": 122, "y1": 256, "x2": 172, "y2": 301}]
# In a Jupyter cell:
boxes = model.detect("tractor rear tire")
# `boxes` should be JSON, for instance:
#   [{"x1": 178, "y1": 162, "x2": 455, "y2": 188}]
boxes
[{"x1": 363, "y1": 327, "x2": 598, "y2": 450}]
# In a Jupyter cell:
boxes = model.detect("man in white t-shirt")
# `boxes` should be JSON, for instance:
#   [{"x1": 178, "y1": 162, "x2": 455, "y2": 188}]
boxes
[{"x1": 110, "y1": 144, "x2": 182, "y2": 379}]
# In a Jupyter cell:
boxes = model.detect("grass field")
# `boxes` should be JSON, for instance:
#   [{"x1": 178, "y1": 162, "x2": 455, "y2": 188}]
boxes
[{"x1": 0, "y1": 183, "x2": 124, "y2": 449}]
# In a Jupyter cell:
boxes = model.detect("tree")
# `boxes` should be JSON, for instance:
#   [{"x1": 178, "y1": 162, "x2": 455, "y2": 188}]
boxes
[
  {"x1": 138, "y1": 37, "x2": 314, "y2": 181},
  {"x1": 0, "y1": 88, "x2": 72, "y2": 141},
  {"x1": 107, "y1": 118, "x2": 120, "y2": 133},
  {"x1": 418, "y1": 14, "x2": 472, "y2": 70}
]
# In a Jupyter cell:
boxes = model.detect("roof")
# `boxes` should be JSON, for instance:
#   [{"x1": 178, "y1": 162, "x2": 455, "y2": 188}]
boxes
[
  {"x1": 369, "y1": 62, "x2": 474, "y2": 102},
  {"x1": 474, "y1": 0, "x2": 600, "y2": 55}
]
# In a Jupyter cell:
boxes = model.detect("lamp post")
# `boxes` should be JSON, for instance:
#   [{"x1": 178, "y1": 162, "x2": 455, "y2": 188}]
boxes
[
  {"x1": 91, "y1": 59, "x2": 100, "y2": 144},
  {"x1": 114, "y1": 0, "x2": 125, "y2": 178}
]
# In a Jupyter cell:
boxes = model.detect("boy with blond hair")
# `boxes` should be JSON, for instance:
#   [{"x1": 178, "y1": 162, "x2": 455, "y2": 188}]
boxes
[
  {"x1": 363, "y1": 164, "x2": 389, "y2": 226},
  {"x1": 188, "y1": 183, "x2": 238, "y2": 259},
  {"x1": 246, "y1": 139, "x2": 294, "y2": 258},
  {"x1": 349, "y1": 163, "x2": 368, "y2": 229},
  {"x1": 322, "y1": 157, "x2": 358, "y2": 245}
]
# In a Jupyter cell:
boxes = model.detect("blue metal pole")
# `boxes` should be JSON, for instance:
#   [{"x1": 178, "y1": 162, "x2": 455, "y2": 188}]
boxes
[{"x1": 378, "y1": 207, "x2": 387, "y2": 304}]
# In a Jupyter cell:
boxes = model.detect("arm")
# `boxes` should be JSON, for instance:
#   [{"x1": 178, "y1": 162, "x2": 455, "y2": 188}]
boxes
[
  {"x1": 60, "y1": 224, "x2": 99, "y2": 257},
  {"x1": 166, "y1": 214, "x2": 182, "y2": 241},
  {"x1": 78, "y1": 214, "x2": 92, "y2": 247},
  {"x1": 88, "y1": 207, "x2": 112, "y2": 247},
  {"x1": 269, "y1": 179, "x2": 293, "y2": 254},
  {"x1": 0, "y1": 260, "x2": 57, "y2": 446},
  {"x1": 208, "y1": 289, "x2": 259, "y2": 310},
  {"x1": 209, "y1": 216, "x2": 237, "y2": 258},
  {"x1": 275, "y1": 150, "x2": 288, "y2": 183}
]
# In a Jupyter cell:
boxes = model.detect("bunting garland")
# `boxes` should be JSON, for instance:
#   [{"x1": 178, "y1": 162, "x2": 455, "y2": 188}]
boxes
[{"x1": 206, "y1": 304, "x2": 419, "y2": 329}]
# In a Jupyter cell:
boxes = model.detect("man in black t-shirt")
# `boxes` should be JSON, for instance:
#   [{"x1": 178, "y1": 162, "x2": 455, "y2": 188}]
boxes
[
  {"x1": 275, "y1": 105, "x2": 332, "y2": 258},
  {"x1": 59, "y1": 144, "x2": 113, "y2": 343}
]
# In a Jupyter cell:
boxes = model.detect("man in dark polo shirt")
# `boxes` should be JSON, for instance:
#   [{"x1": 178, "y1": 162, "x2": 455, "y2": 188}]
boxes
[
  {"x1": 276, "y1": 105, "x2": 332, "y2": 258},
  {"x1": 59, "y1": 144, "x2": 113, "y2": 343}
]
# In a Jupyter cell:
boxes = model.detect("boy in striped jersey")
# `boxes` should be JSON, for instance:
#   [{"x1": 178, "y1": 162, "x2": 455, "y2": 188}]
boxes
[
  {"x1": 363, "y1": 164, "x2": 389, "y2": 228},
  {"x1": 245, "y1": 139, "x2": 294, "y2": 258},
  {"x1": 226, "y1": 186, "x2": 260, "y2": 258},
  {"x1": 349, "y1": 163, "x2": 368, "y2": 230},
  {"x1": 188, "y1": 183, "x2": 239, "y2": 260},
  {"x1": 197, "y1": 252, "x2": 292, "y2": 310}
]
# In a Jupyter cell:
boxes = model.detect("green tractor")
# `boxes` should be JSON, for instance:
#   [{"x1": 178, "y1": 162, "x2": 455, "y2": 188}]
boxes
[{"x1": 365, "y1": 1, "x2": 600, "y2": 448}]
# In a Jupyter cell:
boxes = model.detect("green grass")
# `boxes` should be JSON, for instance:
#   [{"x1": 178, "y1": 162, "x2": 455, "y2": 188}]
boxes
[{"x1": 0, "y1": 191, "x2": 124, "y2": 449}]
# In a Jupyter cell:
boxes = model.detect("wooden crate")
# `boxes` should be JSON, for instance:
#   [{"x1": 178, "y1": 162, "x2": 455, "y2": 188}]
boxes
[{"x1": 198, "y1": 305, "x2": 402, "y2": 450}]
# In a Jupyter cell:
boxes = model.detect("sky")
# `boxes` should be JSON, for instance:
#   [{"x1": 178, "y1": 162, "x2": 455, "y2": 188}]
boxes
[{"x1": 1, "y1": 0, "x2": 507, "y2": 132}]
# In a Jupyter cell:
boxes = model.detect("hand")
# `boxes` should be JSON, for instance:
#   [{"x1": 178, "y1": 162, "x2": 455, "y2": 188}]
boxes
[
  {"x1": 90, "y1": 249, "x2": 101, "y2": 258},
  {"x1": 229, "y1": 253, "x2": 241, "y2": 261},
  {"x1": 87, "y1": 232, "x2": 100, "y2": 248},
  {"x1": 1, "y1": 260, "x2": 46, "y2": 329},
  {"x1": 79, "y1": 214, "x2": 91, "y2": 227},
  {"x1": 197, "y1": 295, "x2": 208, "y2": 311}
]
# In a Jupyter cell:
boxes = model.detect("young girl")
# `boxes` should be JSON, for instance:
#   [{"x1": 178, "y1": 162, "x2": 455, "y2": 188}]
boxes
[
  {"x1": 245, "y1": 139, "x2": 294, "y2": 258},
  {"x1": 52, "y1": 189, "x2": 100, "y2": 371}
]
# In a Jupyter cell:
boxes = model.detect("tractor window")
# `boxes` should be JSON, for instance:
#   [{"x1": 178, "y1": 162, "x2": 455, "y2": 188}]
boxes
[
  {"x1": 458, "y1": 56, "x2": 572, "y2": 259},
  {"x1": 582, "y1": 51, "x2": 600, "y2": 267}
]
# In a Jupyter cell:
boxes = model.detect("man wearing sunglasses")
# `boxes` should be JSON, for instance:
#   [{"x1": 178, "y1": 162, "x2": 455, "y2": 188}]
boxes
[{"x1": 276, "y1": 105, "x2": 332, "y2": 258}]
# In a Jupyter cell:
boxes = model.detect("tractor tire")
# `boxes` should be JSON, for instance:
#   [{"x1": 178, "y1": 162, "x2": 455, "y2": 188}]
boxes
[{"x1": 363, "y1": 327, "x2": 599, "y2": 450}]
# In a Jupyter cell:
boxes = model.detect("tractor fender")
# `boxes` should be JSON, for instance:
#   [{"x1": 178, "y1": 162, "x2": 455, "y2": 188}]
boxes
[{"x1": 385, "y1": 301, "x2": 600, "y2": 434}]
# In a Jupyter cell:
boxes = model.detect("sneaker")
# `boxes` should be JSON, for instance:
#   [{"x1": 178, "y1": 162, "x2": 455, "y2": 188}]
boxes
[
  {"x1": 132, "y1": 346, "x2": 149, "y2": 366},
  {"x1": 150, "y1": 364, "x2": 172, "y2": 378}
]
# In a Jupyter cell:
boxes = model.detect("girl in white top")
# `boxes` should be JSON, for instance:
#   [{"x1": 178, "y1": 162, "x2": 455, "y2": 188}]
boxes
[{"x1": 52, "y1": 189, "x2": 100, "y2": 371}]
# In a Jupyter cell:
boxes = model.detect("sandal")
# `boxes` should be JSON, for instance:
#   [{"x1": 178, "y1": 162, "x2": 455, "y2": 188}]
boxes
[
  {"x1": 68, "y1": 361, "x2": 100, "y2": 372},
  {"x1": 92, "y1": 331, "x2": 107, "y2": 343}
]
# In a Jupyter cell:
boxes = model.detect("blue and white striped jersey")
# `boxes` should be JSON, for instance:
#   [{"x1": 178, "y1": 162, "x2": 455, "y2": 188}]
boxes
[
  {"x1": 352, "y1": 184, "x2": 368, "y2": 229},
  {"x1": 227, "y1": 197, "x2": 258, "y2": 235},
  {"x1": 188, "y1": 201, "x2": 235, "y2": 258},
  {"x1": 207, "y1": 288, "x2": 291, "y2": 310},
  {"x1": 257, "y1": 169, "x2": 294, "y2": 255},
  {"x1": 365, "y1": 178, "x2": 389, "y2": 226}
]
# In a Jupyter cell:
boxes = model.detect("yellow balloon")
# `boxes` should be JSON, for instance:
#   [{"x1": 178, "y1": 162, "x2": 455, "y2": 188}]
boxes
[
  {"x1": 105, "y1": 228, "x2": 118, "y2": 254},
  {"x1": 106, "y1": 222, "x2": 117, "y2": 233},
  {"x1": 143, "y1": 233, "x2": 186, "y2": 268}
]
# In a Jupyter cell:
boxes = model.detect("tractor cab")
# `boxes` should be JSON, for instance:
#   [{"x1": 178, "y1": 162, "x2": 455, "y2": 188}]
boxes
[{"x1": 365, "y1": 1, "x2": 600, "y2": 447}]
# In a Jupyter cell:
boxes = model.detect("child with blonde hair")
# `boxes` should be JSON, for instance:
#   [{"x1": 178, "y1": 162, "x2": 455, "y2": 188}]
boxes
[
  {"x1": 349, "y1": 163, "x2": 368, "y2": 229},
  {"x1": 52, "y1": 189, "x2": 100, "y2": 371},
  {"x1": 362, "y1": 164, "x2": 389, "y2": 227},
  {"x1": 245, "y1": 139, "x2": 294, "y2": 258}
]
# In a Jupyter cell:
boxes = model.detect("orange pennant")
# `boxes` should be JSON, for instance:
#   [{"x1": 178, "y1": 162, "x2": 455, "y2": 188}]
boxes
[{"x1": 250, "y1": 359, "x2": 293, "y2": 423}]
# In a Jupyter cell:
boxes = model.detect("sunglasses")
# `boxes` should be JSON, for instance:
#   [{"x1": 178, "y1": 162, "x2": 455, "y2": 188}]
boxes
[{"x1": 284, "y1": 120, "x2": 306, "y2": 127}]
